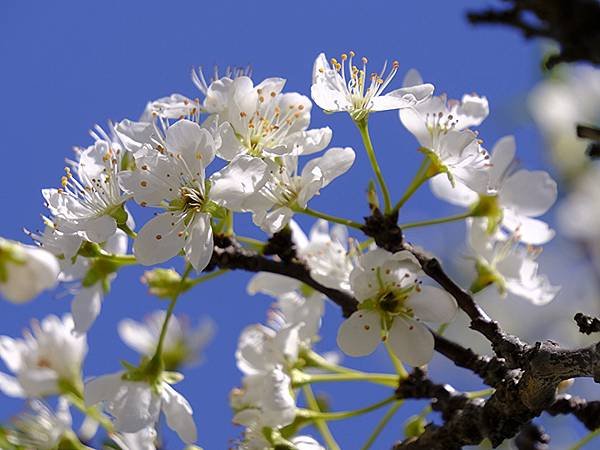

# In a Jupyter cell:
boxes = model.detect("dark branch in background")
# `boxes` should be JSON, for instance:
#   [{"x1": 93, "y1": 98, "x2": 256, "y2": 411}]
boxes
[
  {"x1": 547, "y1": 394, "x2": 600, "y2": 430},
  {"x1": 208, "y1": 234, "x2": 359, "y2": 317},
  {"x1": 577, "y1": 125, "x2": 600, "y2": 160},
  {"x1": 466, "y1": 0, "x2": 600, "y2": 69},
  {"x1": 514, "y1": 423, "x2": 550, "y2": 450},
  {"x1": 574, "y1": 312, "x2": 600, "y2": 335}
]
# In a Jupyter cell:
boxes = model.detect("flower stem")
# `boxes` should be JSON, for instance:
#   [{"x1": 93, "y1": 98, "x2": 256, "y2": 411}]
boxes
[
  {"x1": 153, "y1": 264, "x2": 193, "y2": 363},
  {"x1": 298, "y1": 395, "x2": 398, "y2": 421},
  {"x1": 569, "y1": 428, "x2": 600, "y2": 450},
  {"x1": 65, "y1": 392, "x2": 114, "y2": 433},
  {"x1": 360, "y1": 400, "x2": 403, "y2": 450},
  {"x1": 186, "y1": 268, "x2": 228, "y2": 288},
  {"x1": 295, "y1": 206, "x2": 363, "y2": 230},
  {"x1": 302, "y1": 385, "x2": 340, "y2": 450},
  {"x1": 356, "y1": 119, "x2": 392, "y2": 213},
  {"x1": 384, "y1": 340, "x2": 408, "y2": 379},
  {"x1": 118, "y1": 223, "x2": 137, "y2": 239},
  {"x1": 295, "y1": 371, "x2": 398, "y2": 388},
  {"x1": 399, "y1": 211, "x2": 472, "y2": 230},
  {"x1": 394, "y1": 156, "x2": 433, "y2": 211}
]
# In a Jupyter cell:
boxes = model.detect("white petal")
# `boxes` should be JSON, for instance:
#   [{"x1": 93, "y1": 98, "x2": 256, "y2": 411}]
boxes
[
  {"x1": 84, "y1": 372, "x2": 123, "y2": 406},
  {"x1": 387, "y1": 318, "x2": 434, "y2": 367},
  {"x1": 303, "y1": 147, "x2": 355, "y2": 188},
  {"x1": 215, "y1": 121, "x2": 246, "y2": 161},
  {"x1": 118, "y1": 319, "x2": 155, "y2": 355},
  {"x1": 371, "y1": 84, "x2": 434, "y2": 111},
  {"x1": 0, "y1": 337, "x2": 22, "y2": 372},
  {"x1": 134, "y1": 212, "x2": 186, "y2": 266},
  {"x1": 247, "y1": 272, "x2": 300, "y2": 296},
  {"x1": 184, "y1": 213, "x2": 213, "y2": 272},
  {"x1": 500, "y1": 170, "x2": 558, "y2": 217},
  {"x1": 83, "y1": 215, "x2": 117, "y2": 243},
  {"x1": 429, "y1": 174, "x2": 478, "y2": 207},
  {"x1": 236, "y1": 324, "x2": 276, "y2": 374},
  {"x1": 502, "y1": 210, "x2": 555, "y2": 245},
  {"x1": 0, "y1": 372, "x2": 24, "y2": 397},
  {"x1": 71, "y1": 283, "x2": 103, "y2": 334},
  {"x1": 488, "y1": 135, "x2": 516, "y2": 191},
  {"x1": 104, "y1": 228, "x2": 129, "y2": 255},
  {"x1": 161, "y1": 384, "x2": 197, "y2": 444},
  {"x1": 17, "y1": 368, "x2": 59, "y2": 397},
  {"x1": 209, "y1": 156, "x2": 268, "y2": 210},
  {"x1": 292, "y1": 127, "x2": 333, "y2": 156},
  {"x1": 165, "y1": 119, "x2": 215, "y2": 168},
  {"x1": 406, "y1": 286, "x2": 457, "y2": 323},
  {"x1": 336, "y1": 310, "x2": 381, "y2": 357}
]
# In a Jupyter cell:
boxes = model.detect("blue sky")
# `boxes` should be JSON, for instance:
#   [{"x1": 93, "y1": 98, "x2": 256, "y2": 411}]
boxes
[{"x1": 0, "y1": 1, "x2": 589, "y2": 448}]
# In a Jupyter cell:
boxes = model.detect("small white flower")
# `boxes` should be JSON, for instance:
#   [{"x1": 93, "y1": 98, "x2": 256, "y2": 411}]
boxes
[
  {"x1": 311, "y1": 52, "x2": 434, "y2": 120},
  {"x1": 467, "y1": 219, "x2": 560, "y2": 305},
  {"x1": 0, "y1": 238, "x2": 60, "y2": 304},
  {"x1": 9, "y1": 398, "x2": 73, "y2": 450},
  {"x1": 291, "y1": 435, "x2": 326, "y2": 450},
  {"x1": 247, "y1": 147, "x2": 355, "y2": 233},
  {"x1": 119, "y1": 311, "x2": 215, "y2": 370},
  {"x1": 0, "y1": 314, "x2": 87, "y2": 398},
  {"x1": 110, "y1": 427, "x2": 157, "y2": 450},
  {"x1": 120, "y1": 119, "x2": 268, "y2": 271},
  {"x1": 192, "y1": 72, "x2": 332, "y2": 160},
  {"x1": 430, "y1": 136, "x2": 558, "y2": 245},
  {"x1": 337, "y1": 249, "x2": 457, "y2": 366},
  {"x1": 43, "y1": 129, "x2": 131, "y2": 244},
  {"x1": 84, "y1": 372, "x2": 197, "y2": 444}
]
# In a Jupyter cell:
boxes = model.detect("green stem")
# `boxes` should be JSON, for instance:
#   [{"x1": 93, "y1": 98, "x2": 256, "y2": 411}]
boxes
[
  {"x1": 118, "y1": 223, "x2": 137, "y2": 239},
  {"x1": 295, "y1": 206, "x2": 363, "y2": 230},
  {"x1": 236, "y1": 235, "x2": 266, "y2": 250},
  {"x1": 394, "y1": 156, "x2": 433, "y2": 211},
  {"x1": 152, "y1": 265, "x2": 193, "y2": 362},
  {"x1": 569, "y1": 428, "x2": 600, "y2": 450},
  {"x1": 360, "y1": 400, "x2": 403, "y2": 450},
  {"x1": 98, "y1": 251, "x2": 136, "y2": 265},
  {"x1": 295, "y1": 371, "x2": 398, "y2": 388},
  {"x1": 302, "y1": 385, "x2": 340, "y2": 450},
  {"x1": 225, "y1": 210, "x2": 234, "y2": 235},
  {"x1": 399, "y1": 211, "x2": 472, "y2": 230},
  {"x1": 298, "y1": 395, "x2": 397, "y2": 421},
  {"x1": 303, "y1": 350, "x2": 356, "y2": 375},
  {"x1": 356, "y1": 119, "x2": 392, "y2": 213},
  {"x1": 65, "y1": 392, "x2": 114, "y2": 432},
  {"x1": 384, "y1": 340, "x2": 408, "y2": 379},
  {"x1": 186, "y1": 268, "x2": 228, "y2": 288}
]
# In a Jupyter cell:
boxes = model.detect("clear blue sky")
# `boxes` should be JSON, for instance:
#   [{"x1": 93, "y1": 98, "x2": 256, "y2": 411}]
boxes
[{"x1": 0, "y1": 1, "x2": 586, "y2": 448}]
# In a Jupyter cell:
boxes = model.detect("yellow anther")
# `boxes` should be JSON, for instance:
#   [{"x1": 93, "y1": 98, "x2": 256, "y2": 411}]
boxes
[
  {"x1": 61, "y1": 176, "x2": 68, "y2": 187},
  {"x1": 349, "y1": 50, "x2": 355, "y2": 57},
  {"x1": 341, "y1": 53, "x2": 348, "y2": 61},
  {"x1": 392, "y1": 60, "x2": 399, "y2": 69},
  {"x1": 362, "y1": 56, "x2": 368, "y2": 64},
  {"x1": 240, "y1": 111, "x2": 247, "y2": 118}
]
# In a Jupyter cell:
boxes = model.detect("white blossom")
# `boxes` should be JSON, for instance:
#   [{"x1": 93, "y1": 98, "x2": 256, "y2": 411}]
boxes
[
  {"x1": 84, "y1": 372, "x2": 197, "y2": 444},
  {"x1": 0, "y1": 314, "x2": 86, "y2": 398},
  {"x1": 193, "y1": 73, "x2": 332, "y2": 160},
  {"x1": 430, "y1": 136, "x2": 558, "y2": 245},
  {"x1": 42, "y1": 128, "x2": 131, "y2": 244},
  {"x1": 0, "y1": 238, "x2": 60, "y2": 304},
  {"x1": 400, "y1": 71, "x2": 490, "y2": 194},
  {"x1": 120, "y1": 119, "x2": 268, "y2": 271},
  {"x1": 247, "y1": 147, "x2": 355, "y2": 233},
  {"x1": 337, "y1": 249, "x2": 457, "y2": 366},
  {"x1": 111, "y1": 427, "x2": 158, "y2": 450},
  {"x1": 466, "y1": 218, "x2": 560, "y2": 305},
  {"x1": 119, "y1": 311, "x2": 215, "y2": 369},
  {"x1": 8, "y1": 398, "x2": 73, "y2": 450},
  {"x1": 311, "y1": 52, "x2": 434, "y2": 120}
]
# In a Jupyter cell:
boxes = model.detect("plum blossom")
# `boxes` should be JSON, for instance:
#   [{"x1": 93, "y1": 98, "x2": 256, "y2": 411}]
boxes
[
  {"x1": 111, "y1": 427, "x2": 157, "y2": 450},
  {"x1": 399, "y1": 72, "x2": 490, "y2": 194},
  {"x1": 337, "y1": 249, "x2": 457, "y2": 366},
  {"x1": 311, "y1": 52, "x2": 434, "y2": 120},
  {"x1": 430, "y1": 136, "x2": 558, "y2": 245},
  {"x1": 466, "y1": 219, "x2": 560, "y2": 305},
  {"x1": 0, "y1": 238, "x2": 60, "y2": 304},
  {"x1": 42, "y1": 128, "x2": 131, "y2": 244},
  {"x1": 248, "y1": 219, "x2": 353, "y2": 297},
  {"x1": 0, "y1": 314, "x2": 86, "y2": 398},
  {"x1": 120, "y1": 119, "x2": 268, "y2": 271},
  {"x1": 193, "y1": 73, "x2": 332, "y2": 160},
  {"x1": 8, "y1": 398, "x2": 74, "y2": 450},
  {"x1": 247, "y1": 147, "x2": 355, "y2": 233},
  {"x1": 119, "y1": 311, "x2": 215, "y2": 370},
  {"x1": 84, "y1": 372, "x2": 197, "y2": 444}
]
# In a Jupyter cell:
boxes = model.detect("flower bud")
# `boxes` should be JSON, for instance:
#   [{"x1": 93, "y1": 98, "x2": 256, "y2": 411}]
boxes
[{"x1": 141, "y1": 268, "x2": 183, "y2": 299}]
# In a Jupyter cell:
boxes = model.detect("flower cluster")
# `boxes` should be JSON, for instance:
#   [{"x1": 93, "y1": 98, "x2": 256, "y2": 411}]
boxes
[{"x1": 0, "y1": 51, "x2": 567, "y2": 449}]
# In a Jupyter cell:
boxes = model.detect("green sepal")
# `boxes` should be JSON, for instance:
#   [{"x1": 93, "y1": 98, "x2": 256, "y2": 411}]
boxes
[{"x1": 404, "y1": 414, "x2": 427, "y2": 438}]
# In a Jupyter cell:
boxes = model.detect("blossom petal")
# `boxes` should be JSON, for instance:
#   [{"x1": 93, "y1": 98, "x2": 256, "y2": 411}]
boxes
[
  {"x1": 0, "y1": 372, "x2": 24, "y2": 397},
  {"x1": 161, "y1": 384, "x2": 197, "y2": 444},
  {"x1": 184, "y1": 213, "x2": 213, "y2": 272},
  {"x1": 210, "y1": 156, "x2": 268, "y2": 210},
  {"x1": 71, "y1": 283, "x2": 103, "y2": 334},
  {"x1": 247, "y1": 272, "x2": 300, "y2": 297},
  {"x1": 118, "y1": 319, "x2": 155, "y2": 355},
  {"x1": 429, "y1": 174, "x2": 478, "y2": 207},
  {"x1": 488, "y1": 135, "x2": 516, "y2": 191},
  {"x1": 500, "y1": 170, "x2": 558, "y2": 217},
  {"x1": 387, "y1": 318, "x2": 434, "y2": 367},
  {"x1": 165, "y1": 119, "x2": 215, "y2": 168},
  {"x1": 502, "y1": 210, "x2": 555, "y2": 245},
  {"x1": 84, "y1": 372, "x2": 123, "y2": 407},
  {"x1": 303, "y1": 147, "x2": 355, "y2": 188},
  {"x1": 134, "y1": 212, "x2": 186, "y2": 266},
  {"x1": 83, "y1": 215, "x2": 117, "y2": 243},
  {"x1": 406, "y1": 286, "x2": 458, "y2": 323},
  {"x1": 336, "y1": 310, "x2": 381, "y2": 357}
]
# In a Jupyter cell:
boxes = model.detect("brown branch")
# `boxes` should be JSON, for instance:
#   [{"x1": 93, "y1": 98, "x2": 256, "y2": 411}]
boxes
[{"x1": 547, "y1": 394, "x2": 600, "y2": 431}]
